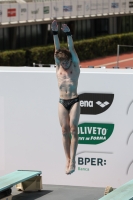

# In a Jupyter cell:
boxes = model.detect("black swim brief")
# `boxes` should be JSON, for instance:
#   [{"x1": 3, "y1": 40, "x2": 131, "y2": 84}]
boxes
[{"x1": 59, "y1": 96, "x2": 79, "y2": 111}]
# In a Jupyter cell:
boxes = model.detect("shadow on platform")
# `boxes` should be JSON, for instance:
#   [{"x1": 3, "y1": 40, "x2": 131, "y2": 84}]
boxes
[{"x1": 12, "y1": 190, "x2": 53, "y2": 200}]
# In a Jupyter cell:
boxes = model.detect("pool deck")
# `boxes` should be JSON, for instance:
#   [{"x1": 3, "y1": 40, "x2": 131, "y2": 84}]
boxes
[{"x1": 12, "y1": 184, "x2": 105, "y2": 200}]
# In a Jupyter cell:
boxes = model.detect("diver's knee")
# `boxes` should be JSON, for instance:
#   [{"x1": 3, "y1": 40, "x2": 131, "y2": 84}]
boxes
[
  {"x1": 70, "y1": 125, "x2": 78, "y2": 136},
  {"x1": 62, "y1": 126, "x2": 70, "y2": 136}
]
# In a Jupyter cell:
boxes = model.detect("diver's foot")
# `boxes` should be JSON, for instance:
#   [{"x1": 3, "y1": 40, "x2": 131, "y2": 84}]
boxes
[
  {"x1": 65, "y1": 159, "x2": 70, "y2": 174},
  {"x1": 68, "y1": 161, "x2": 75, "y2": 174}
]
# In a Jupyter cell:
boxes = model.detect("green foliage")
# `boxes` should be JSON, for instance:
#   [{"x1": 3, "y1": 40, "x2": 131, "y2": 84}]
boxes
[
  {"x1": 0, "y1": 50, "x2": 26, "y2": 66},
  {"x1": 0, "y1": 33, "x2": 133, "y2": 66},
  {"x1": 27, "y1": 46, "x2": 55, "y2": 65}
]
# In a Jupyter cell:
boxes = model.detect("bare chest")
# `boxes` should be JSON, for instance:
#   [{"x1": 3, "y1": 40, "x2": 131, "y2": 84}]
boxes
[
  {"x1": 56, "y1": 66, "x2": 79, "y2": 81},
  {"x1": 58, "y1": 70, "x2": 73, "y2": 79}
]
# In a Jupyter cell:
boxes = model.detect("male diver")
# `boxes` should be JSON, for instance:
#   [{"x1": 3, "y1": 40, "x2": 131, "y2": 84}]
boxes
[{"x1": 51, "y1": 20, "x2": 80, "y2": 174}]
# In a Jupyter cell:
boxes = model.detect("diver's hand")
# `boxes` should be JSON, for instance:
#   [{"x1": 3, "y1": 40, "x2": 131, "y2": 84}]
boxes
[
  {"x1": 51, "y1": 20, "x2": 58, "y2": 31},
  {"x1": 61, "y1": 24, "x2": 70, "y2": 32}
]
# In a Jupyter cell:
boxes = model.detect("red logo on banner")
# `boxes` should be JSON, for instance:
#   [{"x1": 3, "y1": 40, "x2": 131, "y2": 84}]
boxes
[{"x1": 7, "y1": 9, "x2": 16, "y2": 17}]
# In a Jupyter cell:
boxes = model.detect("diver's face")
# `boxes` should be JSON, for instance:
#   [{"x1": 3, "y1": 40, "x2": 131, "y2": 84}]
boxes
[{"x1": 60, "y1": 59, "x2": 72, "y2": 69}]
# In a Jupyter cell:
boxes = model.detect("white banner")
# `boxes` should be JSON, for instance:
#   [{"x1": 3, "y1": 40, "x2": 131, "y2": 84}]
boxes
[
  {"x1": 1, "y1": 4, "x2": 10, "y2": 23},
  {"x1": 90, "y1": 0, "x2": 97, "y2": 15},
  {"x1": 128, "y1": 0, "x2": 133, "y2": 12},
  {"x1": 120, "y1": 0, "x2": 127, "y2": 13},
  {"x1": 0, "y1": 67, "x2": 133, "y2": 189},
  {"x1": 71, "y1": 0, "x2": 78, "y2": 17},
  {"x1": 109, "y1": 0, "x2": 115, "y2": 13},
  {"x1": 43, "y1": 2, "x2": 51, "y2": 19},
  {"x1": 19, "y1": 3, "x2": 27, "y2": 22},
  {"x1": 114, "y1": 0, "x2": 120, "y2": 13},
  {"x1": 56, "y1": 0, "x2": 63, "y2": 18},
  {"x1": 63, "y1": 0, "x2": 71, "y2": 17},
  {"x1": 35, "y1": 3, "x2": 43, "y2": 20},
  {"x1": 97, "y1": 0, "x2": 103, "y2": 14},
  {"x1": 84, "y1": 0, "x2": 91, "y2": 16},
  {"x1": 102, "y1": 0, "x2": 109, "y2": 14},
  {"x1": 77, "y1": 0, "x2": 84, "y2": 16},
  {"x1": 10, "y1": 3, "x2": 18, "y2": 22},
  {"x1": 27, "y1": 2, "x2": 36, "y2": 21},
  {"x1": 51, "y1": 0, "x2": 58, "y2": 19},
  {"x1": 0, "y1": 0, "x2": 132, "y2": 24}
]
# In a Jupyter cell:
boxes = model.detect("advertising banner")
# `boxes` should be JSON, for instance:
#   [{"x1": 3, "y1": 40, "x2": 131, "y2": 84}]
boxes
[
  {"x1": 1, "y1": 4, "x2": 10, "y2": 23},
  {"x1": 51, "y1": 0, "x2": 58, "y2": 19},
  {"x1": 114, "y1": 0, "x2": 120, "y2": 13},
  {"x1": 97, "y1": 0, "x2": 103, "y2": 14},
  {"x1": 63, "y1": 0, "x2": 72, "y2": 17},
  {"x1": 56, "y1": 0, "x2": 63, "y2": 18},
  {"x1": 90, "y1": 0, "x2": 97, "y2": 15},
  {"x1": 84, "y1": 0, "x2": 91, "y2": 16},
  {"x1": 43, "y1": 1, "x2": 51, "y2": 19},
  {"x1": 129, "y1": 0, "x2": 133, "y2": 12},
  {"x1": 109, "y1": 0, "x2": 114, "y2": 13},
  {"x1": 0, "y1": 68, "x2": 133, "y2": 189},
  {"x1": 77, "y1": 0, "x2": 84, "y2": 16},
  {"x1": 102, "y1": 0, "x2": 109, "y2": 14},
  {"x1": 35, "y1": 3, "x2": 43, "y2": 20},
  {"x1": 0, "y1": 0, "x2": 132, "y2": 24},
  {"x1": 110, "y1": 0, "x2": 120, "y2": 13},
  {"x1": 9, "y1": 3, "x2": 18, "y2": 22},
  {"x1": 70, "y1": 0, "x2": 77, "y2": 17},
  {"x1": 19, "y1": 3, "x2": 27, "y2": 22},
  {"x1": 27, "y1": 2, "x2": 36, "y2": 21},
  {"x1": 120, "y1": 0, "x2": 127, "y2": 13}
]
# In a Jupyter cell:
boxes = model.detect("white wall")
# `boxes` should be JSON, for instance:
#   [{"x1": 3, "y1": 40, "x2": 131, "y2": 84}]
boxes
[{"x1": 0, "y1": 67, "x2": 133, "y2": 188}]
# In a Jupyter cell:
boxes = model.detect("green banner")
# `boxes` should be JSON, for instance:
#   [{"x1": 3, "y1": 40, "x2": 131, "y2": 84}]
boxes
[{"x1": 78, "y1": 123, "x2": 114, "y2": 145}]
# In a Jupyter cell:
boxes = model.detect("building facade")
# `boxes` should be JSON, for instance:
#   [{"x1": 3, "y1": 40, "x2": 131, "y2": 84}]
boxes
[{"x1": 0, "y1": 0, "x2": 133, "y2": 50}]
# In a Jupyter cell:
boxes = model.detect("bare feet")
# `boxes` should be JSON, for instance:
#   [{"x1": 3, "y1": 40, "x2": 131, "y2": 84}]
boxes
[
  {"x1": 67, "y1": 161, "x2": 75, "y2": 174},
  {"x1": 65, "y1": 159, "x2": 70, "y2": 174}
]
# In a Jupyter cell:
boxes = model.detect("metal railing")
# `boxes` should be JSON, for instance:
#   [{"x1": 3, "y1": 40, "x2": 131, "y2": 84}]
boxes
[{"x1": 117, "y1": 45, "x2": 133, "y2": 67}]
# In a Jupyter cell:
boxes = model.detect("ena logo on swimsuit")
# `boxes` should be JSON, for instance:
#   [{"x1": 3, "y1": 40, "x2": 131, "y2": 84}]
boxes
[{"x1": 79, "y1": 93, "x2": 114, "y2": 115}]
